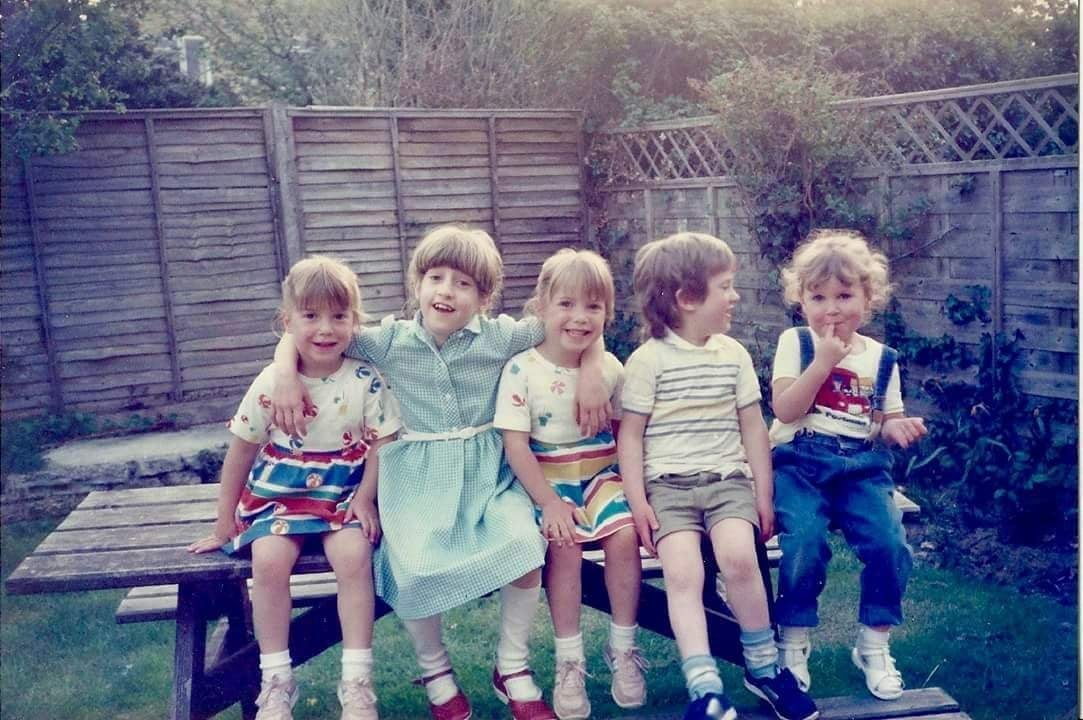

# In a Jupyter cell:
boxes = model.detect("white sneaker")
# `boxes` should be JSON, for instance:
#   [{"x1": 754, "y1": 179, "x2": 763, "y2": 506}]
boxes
[
  {"x1": 603, "y1": 644, "x2": 648, "y2": 709},
  {"x1": 777, "y1": 630, "x2": 812, "y2": 692},
  {"x1": 338, "y1": 677, "x2": 379, "y2": 720},
  {"x1": 851, "y1": 646, "x2": 904, "y2": 700},
  {"x1": 552, "y1": 659, "x2": 591, "y2": 720},
  {"x1": 255, "y1": 675, "x2": 299, "y2": 720}
]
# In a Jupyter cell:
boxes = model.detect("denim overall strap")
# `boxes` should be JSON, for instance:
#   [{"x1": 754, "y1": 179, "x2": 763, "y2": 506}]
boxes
[
  {"x1": 796, "y1": 327, "x2": 815, "y2": 372},
  {"x1": 867, "y1": 344, "x2": 898, "y2": 439}
]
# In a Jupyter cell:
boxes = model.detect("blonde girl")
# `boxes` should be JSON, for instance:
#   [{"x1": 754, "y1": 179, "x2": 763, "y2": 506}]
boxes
[
  {"x1": 270, "y1": 226, "x2": 608, "y2": 720},
  {"x1": 189, "y1": 256, "x2": 400, "y2": 720},
  {"x1": 769, "y1": 230, "x2": 926, "y2": 701},
  {"x1": 494, "y1": 249, "x2": 645, "y2": 719}
]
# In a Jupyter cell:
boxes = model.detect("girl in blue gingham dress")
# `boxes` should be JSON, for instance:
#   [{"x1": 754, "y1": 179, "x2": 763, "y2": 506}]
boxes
[{"x1": 273, "y1": 226, "x2": 609, "y2": 719}]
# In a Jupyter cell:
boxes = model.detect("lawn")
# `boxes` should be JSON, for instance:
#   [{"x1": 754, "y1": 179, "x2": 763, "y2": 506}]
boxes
[{"x1": 1, "y1": 517, "x2": 1077, "y2": 720}]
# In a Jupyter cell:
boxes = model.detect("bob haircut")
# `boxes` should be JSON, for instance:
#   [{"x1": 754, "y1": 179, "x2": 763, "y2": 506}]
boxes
[
  {"x1": 407, "y1": 224, "x2": 504, "y2": 309},
  {"x1": 276, "y1": 255, "x2": 366, "y2": 332},
  {"x1": 632, "y1": 232, "x2": 736, "y2": 339},
  {"x1": 524, "y1": 248, "x2": 616, "y2": 322}
]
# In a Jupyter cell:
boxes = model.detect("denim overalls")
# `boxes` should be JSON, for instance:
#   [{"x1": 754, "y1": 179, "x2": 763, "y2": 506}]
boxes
[{"x1": 772, "y1": 328, "x2": 913, "y2": 628}]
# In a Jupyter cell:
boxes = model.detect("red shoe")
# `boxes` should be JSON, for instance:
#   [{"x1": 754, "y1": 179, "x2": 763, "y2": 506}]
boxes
[
  {"x1": 414, "y1": 669, "x2": 472, "y2": 720},
  {"x1": 492, "y1": 667, "x2": 557, "y2": 720}
]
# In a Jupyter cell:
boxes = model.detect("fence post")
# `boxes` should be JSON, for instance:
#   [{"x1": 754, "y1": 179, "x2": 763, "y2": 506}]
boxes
[
  {"x1": 990, "y1": 168, "x2": 1004, "y2": 383},
  {"x1": 577, "y1": 112, "x2": 589, "y2": 247},
  {"x1": 488, "y1": 116, "x2": 503, "y2": 252},
  {"x1": 388, "y1": 111, "x2": 409, "y2": 292},
  {"x1": 144, "y1": 118, "x2": 184, "y2": 401},
  {"x1": 22, "y1": 158, "x2": 63, "y2": 412},
  {"x1": 261, "y1": 106, "x2": 289, "y2": 282},
  {"x1": 270, "y1": 102, "x2": 303, "y2": 266}
]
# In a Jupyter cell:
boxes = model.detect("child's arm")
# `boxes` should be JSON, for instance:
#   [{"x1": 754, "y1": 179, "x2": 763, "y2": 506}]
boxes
[
  {"x1": 188, "y1": 436, "x2": 261, "y2": 553},
  {"x1": 344, "y1": 433, "x2": 394, "y2": 544},
  {"x1": 772, "y1": 324, "x2": 850, "y2": 423},
  {"x1": 738, "y1": 402, "x2": 775, "y2": 542},
  {"x1": 503, "y1": 430, "x2": 585, "y2": 547},
  {"x1": 617, "y1": 412, "x2": 659, "y2": 556},
  {"x1": 880, "y1": 413, "x2": 927, "y2": 449},
  {"x1": 271, "y1": 333, "x2": 313, "y2": 436},
  {"x1": 574, "y1": 338, "x2": 612, "y2": 437}
]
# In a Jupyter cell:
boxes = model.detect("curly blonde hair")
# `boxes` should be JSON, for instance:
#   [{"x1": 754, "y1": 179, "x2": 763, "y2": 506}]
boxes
[
  {"x1": 632, "y1": 232, "x2": 736, "y2": 339},
  {"x1": 524, "y1": 248, "x2": 615, "y2": 322},
  {"x1": 276, "y1": 255, "x2": 366, "y2": 332},
  {"x1": 406, "y1": 224, "x2": 504, "y2": 311},
  {"x1": 780, "y1": 229, "x2": 892, "y2": 314}
]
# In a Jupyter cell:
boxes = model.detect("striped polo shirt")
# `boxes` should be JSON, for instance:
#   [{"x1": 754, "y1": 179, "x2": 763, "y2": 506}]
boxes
[{"x1": 622, "y1": 330, "x2": 761, "y2": 481}]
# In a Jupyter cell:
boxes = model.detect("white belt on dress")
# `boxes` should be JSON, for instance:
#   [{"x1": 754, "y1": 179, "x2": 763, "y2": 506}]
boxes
[{"x1": 399, "y1": 422, "x2": 494, "y2": 442}]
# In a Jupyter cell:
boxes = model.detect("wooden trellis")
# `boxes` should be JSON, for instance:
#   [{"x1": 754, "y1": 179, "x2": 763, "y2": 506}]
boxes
[{"x1": 592, "y1": 74, "x2": 1079, "y2": 184}]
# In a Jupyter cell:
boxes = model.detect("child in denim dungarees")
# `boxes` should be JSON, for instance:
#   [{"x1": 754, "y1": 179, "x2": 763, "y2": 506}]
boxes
[{"x1": 769, "y1": 230, "x2": 927, "y2": 702}]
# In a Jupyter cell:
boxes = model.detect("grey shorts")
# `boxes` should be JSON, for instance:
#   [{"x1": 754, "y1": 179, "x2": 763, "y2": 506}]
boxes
[{"x1": 646, "y1": 470, "x2": 759, "y2": 544}]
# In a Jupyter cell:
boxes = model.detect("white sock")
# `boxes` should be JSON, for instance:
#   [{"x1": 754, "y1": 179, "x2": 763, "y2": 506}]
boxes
[
  {"x1": 259, "y1": 650, "x2": 292, "y2": 684},
  {"x1": 780, "y1": 625, "x2": 811, "y2": 646},
  {"x1": 608, "y1": 621, "x2": 638, "y2": 652},
  {"x1": 341, "y1": 647, "x2": 373, "y2": 682},
  {"x1": 402, "y1": 614, "x2": 457, "y2": 704},
  {"x1": 554, "y1": 632, "x2": 586, "y2": 663},
  {"x1": 497, "y1": 583, "x2": 542, "y2": 701}
]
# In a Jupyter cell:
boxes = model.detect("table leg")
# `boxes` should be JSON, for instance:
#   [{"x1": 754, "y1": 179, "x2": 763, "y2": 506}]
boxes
[{"x1": 172, "y1": 583, "x2": 209, "y2": 720}]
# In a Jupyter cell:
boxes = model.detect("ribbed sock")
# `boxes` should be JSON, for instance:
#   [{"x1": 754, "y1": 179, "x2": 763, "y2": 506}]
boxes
[
  {"x1": 402, "y1": 614, "x2": 457, "y2": 704},
  {"x1": 681, "y1": 654, "x2": 723, "y2": 700},
  {"x1": 496, "y1": 583, "x2": 543, "y2": 701},
  {"x1": 608, "y1": 621, "x2": 638, "y2": 653},
  {"x1": 741, "y1": 626, "x2": 779, "y2": 680},
  {"x1": 259, "y1": 649, "x2": 292, "y2": 684},
  {"x1": 554, "y1": 632, "x2": 586, "y2": 663},
  {"x1": 341, "y1": 647, "x2": 373, "y2": 682}
]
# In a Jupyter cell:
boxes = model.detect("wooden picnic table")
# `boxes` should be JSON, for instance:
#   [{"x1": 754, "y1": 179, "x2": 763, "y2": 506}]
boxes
[
  {"x1": 7, "y1": 482, "x2": 961, "y2": 720},
  {"x1": 3, "y1": 482, "x2": 761, "y2": 719}
]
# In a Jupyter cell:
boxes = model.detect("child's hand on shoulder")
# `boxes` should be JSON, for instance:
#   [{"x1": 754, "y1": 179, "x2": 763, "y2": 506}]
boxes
[
  {"x1": 813, "y1": 324, "x2": 851, "y2": 369},
  {"x1": 271, "y1": 372, "x2": 314, "y2": 436},
  {"x1": 881, "y1": 416, "x2": 927, "y2": 449},
  {"x1": 628, "y1": 500, "x2": 660, "y2": 557},
  {"x1": 345, "y1": 494, "x2": 381, "y2": 544},
  {"x1": 541, "y1": 499, "x2": 585, "y2": 548}
]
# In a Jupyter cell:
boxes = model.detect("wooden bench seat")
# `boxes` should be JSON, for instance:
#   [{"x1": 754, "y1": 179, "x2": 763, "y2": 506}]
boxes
[
  {"x1": 116, "y1": 491, "x2": 918, "y2": 625},
  {"x1": 625, "y1": 686, "x2": 969, "y2": 719}
]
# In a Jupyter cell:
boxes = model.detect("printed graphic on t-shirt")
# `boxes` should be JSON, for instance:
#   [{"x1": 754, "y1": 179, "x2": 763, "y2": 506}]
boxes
[{"x1": 812, "y1": 367, "x2": 873, "y2": 429}]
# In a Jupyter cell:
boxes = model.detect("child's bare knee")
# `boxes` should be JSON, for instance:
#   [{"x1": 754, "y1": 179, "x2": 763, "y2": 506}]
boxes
[{"x1": 717, "y1": 552, "x2": 758, "y2": 584}]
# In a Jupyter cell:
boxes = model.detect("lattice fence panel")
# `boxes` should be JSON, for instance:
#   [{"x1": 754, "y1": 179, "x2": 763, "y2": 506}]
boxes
[{"x1": 590, "y1": 74, "x2": 1078, "y2": 184}]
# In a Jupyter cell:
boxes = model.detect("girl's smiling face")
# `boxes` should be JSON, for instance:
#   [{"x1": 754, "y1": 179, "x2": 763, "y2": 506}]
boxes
[
  {"x1": 536, "y1": 284, "x2": 607, "y2": 367},
  {"x1": 285, "y1": 304, "x2": 355, "y2": 377},
  {"x1": 417, "y1": 265, "x2": 488, "y2": 347},
  {"x1": 800, "y1": 275, "x2": 871, "y2": 343}
]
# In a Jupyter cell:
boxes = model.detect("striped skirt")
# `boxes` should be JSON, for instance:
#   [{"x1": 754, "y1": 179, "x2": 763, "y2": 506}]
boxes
[
  {"x1": 225, "y1": 441, "x2": 368, "y2": 554},
  {"x1": 529, "y1": 430, "x2": 634, "y2": 543}
]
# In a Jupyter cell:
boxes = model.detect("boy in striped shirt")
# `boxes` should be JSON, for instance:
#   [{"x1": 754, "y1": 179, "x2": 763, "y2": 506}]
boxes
[{"x1": 617, "y1": 233, "x2": 817, "y2": 720}]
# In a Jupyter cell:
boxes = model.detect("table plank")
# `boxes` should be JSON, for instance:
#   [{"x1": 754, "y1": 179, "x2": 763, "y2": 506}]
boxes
[
  {"x1": 76, "y1": 484, "x2": 220, "y2": 508},
  {"x1": 58, "y1": 502, "x2": 217, "y2": 531},
  {"x1": 38, "y1": 523, "x2": 216, "y2": 553}
]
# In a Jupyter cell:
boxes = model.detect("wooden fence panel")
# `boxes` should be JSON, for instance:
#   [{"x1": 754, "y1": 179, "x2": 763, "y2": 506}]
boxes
[{"x1": 589, "y1": 75, "x2": 1078, "y2": 402}]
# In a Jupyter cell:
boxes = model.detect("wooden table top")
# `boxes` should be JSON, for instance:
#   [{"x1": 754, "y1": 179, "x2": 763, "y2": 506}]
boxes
[{"x1": 5, "y1": 484, "x2": 332, "y2": 595}]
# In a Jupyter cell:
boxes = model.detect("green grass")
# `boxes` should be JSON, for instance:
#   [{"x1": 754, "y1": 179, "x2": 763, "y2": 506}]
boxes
[{"x1": 1, "y1": 518, "x2": 1077, "y2": 719}]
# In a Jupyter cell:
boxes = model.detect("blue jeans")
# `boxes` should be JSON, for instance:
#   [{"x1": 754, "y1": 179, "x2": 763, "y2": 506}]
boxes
[{"x1": 773, "y1": 431, "x2": 912, "y2": 628}]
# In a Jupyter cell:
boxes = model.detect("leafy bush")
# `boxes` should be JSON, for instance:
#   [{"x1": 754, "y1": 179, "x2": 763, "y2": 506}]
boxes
[
  {"x1": 1, "y1": 412, "x2": 100, "y2": 474},
  {"x1": 887, "y1": 290, "x2": 1078, "y2": 545}
]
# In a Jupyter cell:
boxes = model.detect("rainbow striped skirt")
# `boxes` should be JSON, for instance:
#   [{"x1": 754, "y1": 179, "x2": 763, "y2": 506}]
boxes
[
  {"x1": 529, "y1": 430, "x2": 634, "y2": 543},
  {"x1": 225, "y1": 441, "x2": 369, "y2": 554}
]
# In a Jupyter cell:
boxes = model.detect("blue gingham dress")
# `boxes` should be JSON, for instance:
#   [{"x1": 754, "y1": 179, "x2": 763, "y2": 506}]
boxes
[{"x1": 346, "y1": 312, "x2": 546, "y2": 619}]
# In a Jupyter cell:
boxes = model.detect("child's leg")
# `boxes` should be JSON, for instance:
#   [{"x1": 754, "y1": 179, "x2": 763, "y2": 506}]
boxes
[
  {"x1": 708, "y1": 518, "x2": 775, "y2": 677},
  {"x1": 773, "y1": 459, "x2": 833, "y2": 630},
  {"x1": 545, "y1": 542, "x2": 583, "y2": 639},
  {"x1": 402, "y1": 614, "x2": 461, "y2": 704},
  {"x1": 250, "y1": 534, "x2": 304, "y2": 674},
  {"x1": 656, "y1": 530, "x2": 723, "y2": 700},
  {"x1": 322, "y1": 528, "x2": 376, "y2": 688},
  {"x1": 250, "y1": 534, "x2": 303, "y2": 716},
  {"x1": 600, "y1": 526, "x2": 647, "y2": 709},
  {"x1": 495, "y1": 568, "x2": 544, "y2": 702}
]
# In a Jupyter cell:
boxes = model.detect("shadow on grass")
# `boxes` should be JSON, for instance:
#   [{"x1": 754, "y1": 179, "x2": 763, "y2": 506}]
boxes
[{"x1": 2, "y1": 519, "x2": 1077, "y2": 719}]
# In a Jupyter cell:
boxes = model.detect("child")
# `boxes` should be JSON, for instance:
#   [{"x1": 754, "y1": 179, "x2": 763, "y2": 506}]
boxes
[
  {"x1": 769, "y1": 230, "x2": 926, "y2": 701},
  {"x1": 494, "y1": 249, "x2": 645, "y2": 720},
  {"x1": 270, "y1": 226, "x2": 609, "y2": 720},
  {"x1": 617, "y1": 233, "x2": 818, "y2": 720},
  {"x1": 188, "y1": 256, "x2": 401, "y2": 720}
]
